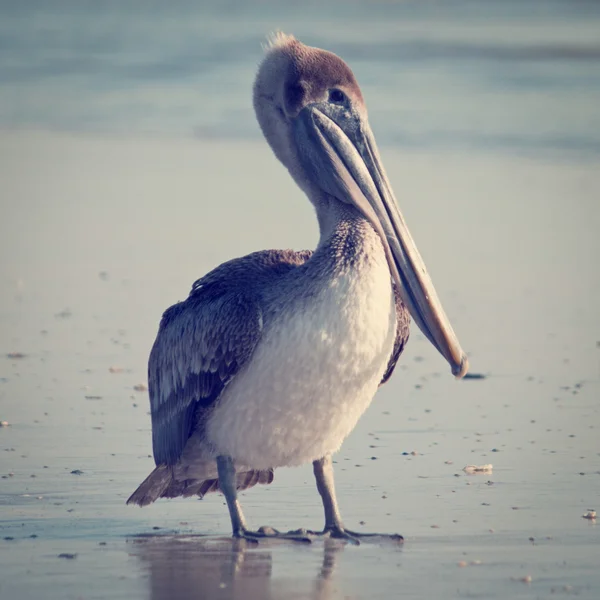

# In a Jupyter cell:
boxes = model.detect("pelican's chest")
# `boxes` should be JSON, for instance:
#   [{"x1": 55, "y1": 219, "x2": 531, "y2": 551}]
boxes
[
  {"x1": 296, "y1": 236, "x2": 395, "y2": 378},
  {"x1": 260, "y1": 222, "x2": 396, "y2": 394},
  {"x1": 207, "y1": 223, "x2": 397, "y2": 468}
]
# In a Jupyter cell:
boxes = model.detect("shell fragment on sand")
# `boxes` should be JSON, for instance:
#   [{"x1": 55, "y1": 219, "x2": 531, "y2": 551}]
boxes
[{"x1": 463, "y1": 464, "x2": 493, "y2": 474}]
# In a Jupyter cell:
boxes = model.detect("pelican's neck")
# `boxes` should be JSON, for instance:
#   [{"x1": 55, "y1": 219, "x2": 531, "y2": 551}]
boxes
[
  {"x1": 313, "y1": 195, "x2": 382, "y2": 271},
  {"x1": 314, "y1": 195, "x2": 356, "y2": 237}
]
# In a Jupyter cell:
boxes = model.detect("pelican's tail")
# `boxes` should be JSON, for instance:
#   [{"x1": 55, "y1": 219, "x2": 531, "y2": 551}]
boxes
[{"x1": 126, "y1": 464, "x2": 274, "y2": 506}]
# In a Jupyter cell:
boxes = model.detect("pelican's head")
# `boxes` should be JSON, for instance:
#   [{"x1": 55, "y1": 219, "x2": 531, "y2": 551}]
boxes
[
  {"x1": 253, "y1": 33, "x2": 365, "y2": 194},
  {"x1": 253, "y1": 33, "x2": 469, "y2": 379}
]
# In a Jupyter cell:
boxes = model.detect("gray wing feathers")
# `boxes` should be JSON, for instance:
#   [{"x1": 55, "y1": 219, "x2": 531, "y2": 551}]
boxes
[{"x1": 149, "y1": 291, "x2": 262, "y2": 465}]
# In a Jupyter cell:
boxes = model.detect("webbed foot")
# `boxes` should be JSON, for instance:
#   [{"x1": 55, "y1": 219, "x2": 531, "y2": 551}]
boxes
[
  {"x1": 299, "y1": 526, "x2": 404, "y2": 546},
  {"x1": 234, "y1": 525, "x2": 312, "y2": 544}
]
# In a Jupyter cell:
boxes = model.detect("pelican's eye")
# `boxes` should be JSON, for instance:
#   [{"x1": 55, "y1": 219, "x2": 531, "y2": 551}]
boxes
[{"x1": 328, "y1": 89, "x2": 347, "y2": 105}]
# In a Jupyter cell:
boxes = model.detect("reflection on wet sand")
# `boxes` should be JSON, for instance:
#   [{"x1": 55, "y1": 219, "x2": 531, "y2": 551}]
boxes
[{"x1": 129, "y1": 535, "x2": 354, "y2": 600}]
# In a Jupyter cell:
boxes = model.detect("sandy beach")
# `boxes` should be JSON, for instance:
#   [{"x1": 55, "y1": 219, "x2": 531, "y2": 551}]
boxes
[{"x1": 0, "y1": 129, "x2": 598, "y2": 599}]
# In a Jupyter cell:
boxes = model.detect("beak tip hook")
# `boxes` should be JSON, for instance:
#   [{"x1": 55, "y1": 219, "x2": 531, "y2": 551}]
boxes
[{"x1": 452, "y1": 354, "x2": 470, "y2": 379}]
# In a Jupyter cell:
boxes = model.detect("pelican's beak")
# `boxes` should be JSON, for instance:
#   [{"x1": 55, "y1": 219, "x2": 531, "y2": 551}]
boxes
[{"x1": 293, "y1": 104, "x2": 468, "y2": 378}]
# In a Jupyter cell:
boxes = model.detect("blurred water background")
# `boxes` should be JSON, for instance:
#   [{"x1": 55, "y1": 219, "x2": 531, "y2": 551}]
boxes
[{"x1": 1, "y1": 0, "x2": 599, "y2": 159}]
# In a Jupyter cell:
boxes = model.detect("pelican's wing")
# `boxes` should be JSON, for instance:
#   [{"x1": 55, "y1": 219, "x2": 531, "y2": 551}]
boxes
[
  {"x1": 147, "y1": 249, "x2": 313, "y2": 466},
  {"x1": 380, "y1": 284, "x2": 410, "y2": 385},
  {"x1": 148, "y1": 286, "x2": 262, "y2": 465}
]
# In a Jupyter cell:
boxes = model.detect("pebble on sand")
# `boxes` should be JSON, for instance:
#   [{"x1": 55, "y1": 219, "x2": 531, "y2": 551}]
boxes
[
  {"x1": 511, "y1": 575, "x2": 532, "y2": 584},
  {"x1": 458, "y1": 560, "x2": 482, "y2": 567}
]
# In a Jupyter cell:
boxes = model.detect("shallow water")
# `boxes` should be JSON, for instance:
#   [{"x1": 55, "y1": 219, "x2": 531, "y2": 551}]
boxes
[
  {"x1": 1, "y1": 1, "x2": 600, "y2": 157},
  {"x1": 1, "y1": 132, "x2": 599, "y2": 598}
]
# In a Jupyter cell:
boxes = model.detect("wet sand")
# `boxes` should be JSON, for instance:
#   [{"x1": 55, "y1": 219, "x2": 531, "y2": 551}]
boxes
[{"x1": 0, "y1": 131, "x2": 598, "y2": 599}]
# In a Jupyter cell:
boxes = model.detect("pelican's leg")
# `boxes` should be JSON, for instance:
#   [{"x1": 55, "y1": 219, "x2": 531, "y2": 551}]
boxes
[
  {"x1": 311, "y1": 455, "x2": 403, "y2": 545},
  {"x1": 216, "y1": 455, "x2": 248, "y2": 537},
  {"x1": 216, "y1": 455, "x2": 311, "y2": 543}
]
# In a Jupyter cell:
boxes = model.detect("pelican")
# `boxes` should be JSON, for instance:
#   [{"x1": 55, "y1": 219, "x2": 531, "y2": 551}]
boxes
[{"x1": 128, "y1": 33, "x2": 468, "y2": 543}]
